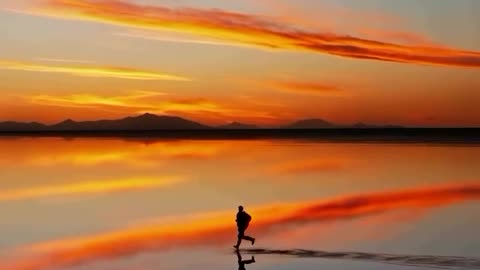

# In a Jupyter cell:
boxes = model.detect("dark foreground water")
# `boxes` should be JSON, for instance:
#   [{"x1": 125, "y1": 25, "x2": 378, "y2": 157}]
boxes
[{"x1": 0, "y1": 137, "x2": 479, "y2": 270}]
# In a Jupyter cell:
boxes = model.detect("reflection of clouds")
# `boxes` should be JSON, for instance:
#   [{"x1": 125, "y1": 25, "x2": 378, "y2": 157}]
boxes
[
  {"x1": 0, "y1": 139, "x2": 230, "y2": 168},
  {"x1": 266, "y1": 158, "x2": 350, "y2": 175},
  {"x1": 0, "y1": 177, "x2": 182, "y2": 201},
  {"x1": 5, "y1": 183, "x2": 480, "y2": 270}
]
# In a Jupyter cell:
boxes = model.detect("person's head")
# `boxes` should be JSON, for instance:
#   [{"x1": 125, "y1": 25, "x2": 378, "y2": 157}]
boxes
[{"x1": 238, "y1": 205, "x2": 244, "y2": 212}]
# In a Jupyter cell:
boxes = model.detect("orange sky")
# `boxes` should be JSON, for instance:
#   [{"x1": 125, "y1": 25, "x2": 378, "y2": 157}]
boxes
[{"x1": 0, "y1": 0, "x2": 479, "y2": 126}]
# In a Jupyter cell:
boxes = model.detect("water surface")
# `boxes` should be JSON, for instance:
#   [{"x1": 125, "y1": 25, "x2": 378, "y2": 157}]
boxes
[{"x1": 1, "y1": 137, "x2": 479, "y2": 270}]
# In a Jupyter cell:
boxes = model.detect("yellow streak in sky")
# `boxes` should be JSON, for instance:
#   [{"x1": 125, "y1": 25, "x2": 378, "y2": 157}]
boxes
[
  {"x1": 31, "y1": 94, "x2": 138, "y2": 108},
  {"x1": 114, "y1": 30, "x2": 267, "y2": 50},
  {"x1": 0, "y1": 60, "x2": 190, "y2": 81},
  {"x1": 26, "y1": 92, "x2": 274, "y2": 123},
  {"x1": 35, "y1": 58, "x2": 95, "y2": 64},
  {"x1": 0, "y1": 177, "x2": 182, "y2": 201}
]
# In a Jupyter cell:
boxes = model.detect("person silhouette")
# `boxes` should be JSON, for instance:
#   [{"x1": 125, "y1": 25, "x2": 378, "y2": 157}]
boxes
[
  {"x1": 236, "y1": 249, "x2": 255, "y2": 270},
  {"x1": 233, "y1": 205, "x2": 255, "y2": 249}
]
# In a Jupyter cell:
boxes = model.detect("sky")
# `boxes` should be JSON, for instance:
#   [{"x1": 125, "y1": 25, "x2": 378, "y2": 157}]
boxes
[{"x1": 0, "y1": 0, "x2": 479, "y2": 127}]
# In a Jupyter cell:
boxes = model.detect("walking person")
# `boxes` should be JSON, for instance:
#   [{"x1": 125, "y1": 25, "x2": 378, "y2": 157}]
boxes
[{"x1": 234, "y1": 205, "x2": 255, "y2": 249}]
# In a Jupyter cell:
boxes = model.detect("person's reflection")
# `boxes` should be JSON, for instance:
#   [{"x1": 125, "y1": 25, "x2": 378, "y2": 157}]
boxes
[{"x1": 236, "y1": 249, "x2": 255, "y2": 270}]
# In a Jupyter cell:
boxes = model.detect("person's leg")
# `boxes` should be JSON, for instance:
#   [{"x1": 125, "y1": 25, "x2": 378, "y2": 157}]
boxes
[
  {"x1": 239, "y1": 224, "x2": 255, "y2": 245},
  {"x1": 242, "y1": 235, "x2": 255, "y2": 245},
  {"x1": 234, "y1": 228, "x2": 244, "y2": 248},
  {"x1": 242, "y1": 223, "x2": 255, "y2": 244}
]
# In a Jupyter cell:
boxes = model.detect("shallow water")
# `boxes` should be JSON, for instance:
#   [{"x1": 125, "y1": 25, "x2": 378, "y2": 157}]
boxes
[{"x1": 1, "y1": 137, "x2": 480, "y2": 270}]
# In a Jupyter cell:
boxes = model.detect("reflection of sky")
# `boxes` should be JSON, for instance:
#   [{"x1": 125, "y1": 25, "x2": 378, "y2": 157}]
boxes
[{"x1": 1, "y1": 138, "x2": 480, "y2": 270}]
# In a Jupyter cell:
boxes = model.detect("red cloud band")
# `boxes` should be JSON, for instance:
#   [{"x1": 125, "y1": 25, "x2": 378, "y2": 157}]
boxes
[
  {"x1": 33, "y1": 0, "x2": 480, "y2": 68},
  {"x1": 4, "y1": 182, "x2": 480, "y2": 270}
]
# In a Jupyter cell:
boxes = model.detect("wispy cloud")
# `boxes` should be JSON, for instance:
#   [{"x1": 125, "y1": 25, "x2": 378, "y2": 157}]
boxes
[
  {"x1": 24, "y1": 91, "x2": 283, "y2": 125},
  {"x1": 24, "y1": 0, "x2": 480, "y2": 68},
  {"x1": 0, "y1": 177, "x2": 182, "y2": 201},
  {"x1": 34, "y1": 58, "x2": 95, "y2": 64},
  {"x1": 4, "y1": 183, "x2": 480, "y2": 270},
  {"x1": 115, "y1": 30, "x2": 260, "y2": 49},
  {"x1": 0, "y1": 60, "x2": 189, "y2": 81},
  {"x1": 29, "y1": 91, "x2": 165, "y2": 109},
  {"x1": 29, "y1": 93, "x2": 228, "y2": 117},
  {"x1": 266, "y1": 80, "x2": 346, "y2": 95},
  {"x1": 255, "y1": 0, "x2": 438, "y2": 46}
]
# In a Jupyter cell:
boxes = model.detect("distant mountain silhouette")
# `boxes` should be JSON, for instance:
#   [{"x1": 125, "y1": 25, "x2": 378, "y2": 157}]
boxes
[
  {"x1": 48, "y1": 113, "x2": 210, "y2": 131},
  {"x1": 284, "y1": 119, "x2": 404, "y2": 129},
  {"x1": 0, "y1": 113, "x2": 209, "y2": 132},
  {"x1": 351, "y1": 122, "x2": 404, "y2": 129},
  {"x1": 0, "y1": 121, "x2": 46, "y2": 131},
  {"x1": 284, "y1": 118, "x2": 335, "y2": 129},
  {"x1": 0, "y1": 113, "x2": 408, "y2": 132},
  {"x1": 217, "y1": 122, "x2": 258, "y2": 129}
]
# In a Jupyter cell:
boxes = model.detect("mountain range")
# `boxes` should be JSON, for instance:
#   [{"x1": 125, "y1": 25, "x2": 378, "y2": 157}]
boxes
[{"x1": 0, "y1": 113, "x2": 403, "y2": 132}]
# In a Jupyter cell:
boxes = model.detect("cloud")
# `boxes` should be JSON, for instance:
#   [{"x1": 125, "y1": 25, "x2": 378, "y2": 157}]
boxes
[
  {"x1": 24, "y1": 91, "x2": 284, "y2": 125},
  {"x1": 34, "y1": 58, "x2": 95, "y2": 64},
  {"x1": 28, "y1": 92, "x2": 227, "y2": 116},
  {"x1": 266, "y1": 80, "x2": 345, "y2": 95},
  {"x1": 0, "y1": 60, "x2": 189, "y2": 81},
  {"x1": 4, "y1": 183, "x2": 480, "y2": 270},
  {"x1": 356, "y1": 28, "x2": 439, "y2": 46},
  {"x1": 0, "y1": 177, "x2": 182, "y2": 201},
  {"x1": 115, "y1": 30, "x2": 260, "y2": 49},
  {"x1": 255, "y1": 0, "x2": 438, "y2": 46},
  {"x1": 29, "y1": 92, "x2": 167, "y2": 109},
  {"x1": 25, "y1": 0, "x2": 480, "y2": 68}
]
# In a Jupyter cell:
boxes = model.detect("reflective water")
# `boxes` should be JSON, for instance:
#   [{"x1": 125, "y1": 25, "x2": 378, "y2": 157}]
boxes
[{"x1": 1, "y1": 137, "x2": 480, "y2": 270}]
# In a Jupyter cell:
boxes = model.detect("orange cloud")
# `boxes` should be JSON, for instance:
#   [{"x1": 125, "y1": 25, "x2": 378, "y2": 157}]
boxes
[
  {"x1": 115, "y1": 30, "x2": 261, "y2": 49},
  {"x1": 28, "y1": 92, "x2": 205, "y2": 111},
  {"x1": 0, "y1": 60, "x2": 189, "y2": 81},
  {"x1": 28, "y1": 92, "x2": 207, "y2": 115},
  {"x1": 27, "y1": 0, "x2": 480, "y2": 68},
  {"x1": 357, "y1": 28, "x2": 439, "y2": 46},
  {"x1": 0, "y1": 177, "x2": 182, "y2": 201},
  {"x1": 22, "y1": 91, "x2": 286, "y2": 125},
  {"x1": 4, "y1": 183, "x2": 480, "y2": 270},
  {"x1": 256, "y1": 0, "x2": 438, "y2": 46},
  {"x1": 267, "y1": 80, "x2": 345, "y2": 95}
]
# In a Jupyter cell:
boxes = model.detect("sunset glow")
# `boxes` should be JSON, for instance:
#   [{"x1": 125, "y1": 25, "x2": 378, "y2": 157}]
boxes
[
  {"x1": 0, "y1": 0, "x2": 479, "y2": 126},
  {"x1": 1, "y1": 2, "x2": 480, "y2": 267}
]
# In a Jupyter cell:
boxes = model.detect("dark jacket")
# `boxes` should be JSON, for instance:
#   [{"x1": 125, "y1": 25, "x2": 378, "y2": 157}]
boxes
[{"x1": 236, "y1": 211, "x2": 252, "y2": 228}]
